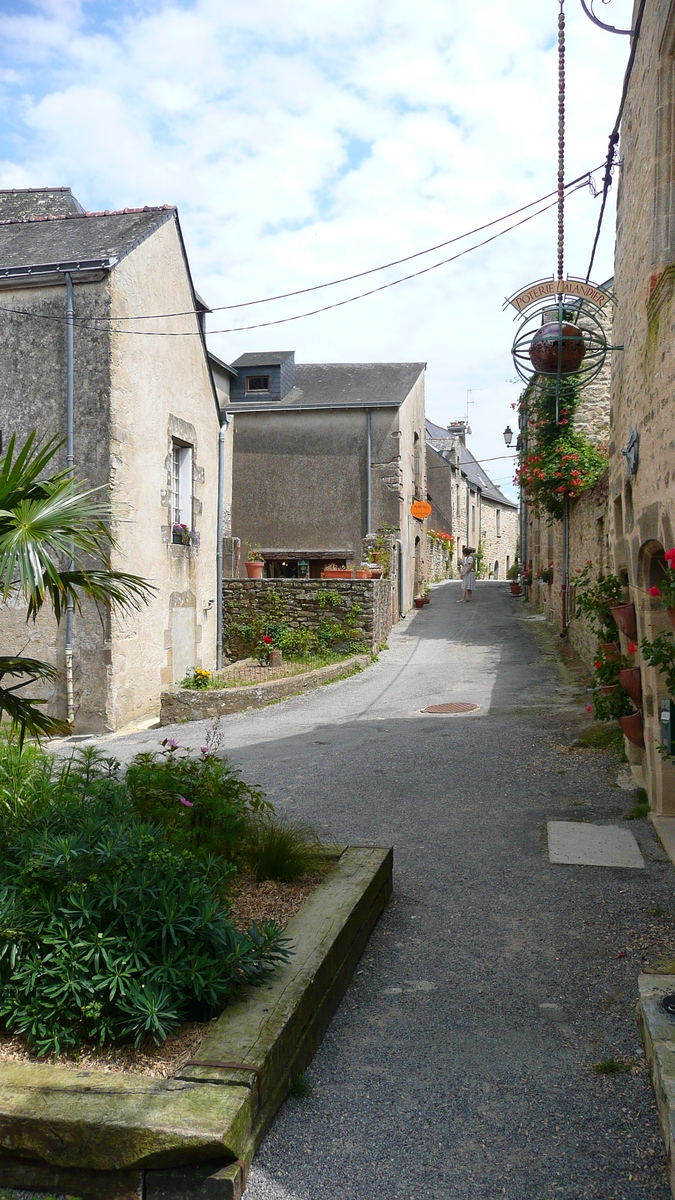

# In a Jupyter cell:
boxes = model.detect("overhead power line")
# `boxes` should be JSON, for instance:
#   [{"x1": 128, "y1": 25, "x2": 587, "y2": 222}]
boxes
[{"x1": 0, "y1": 181, "x2": 590, "y2": 338}]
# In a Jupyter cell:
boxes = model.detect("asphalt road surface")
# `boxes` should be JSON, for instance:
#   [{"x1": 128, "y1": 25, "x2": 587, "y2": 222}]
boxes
[{"x1": 61, "y1": 581, "x2": 675, "y2": 1198}]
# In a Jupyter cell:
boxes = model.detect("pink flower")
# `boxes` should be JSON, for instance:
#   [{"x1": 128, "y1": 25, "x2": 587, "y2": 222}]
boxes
[
  {"x1": 586, "y1": 704, "x2": 593, "y2": 713},
  {"x1": 200, "y1": 745, "x2": 209, "y2": 755},
  {"x1": 179, "y1": 796, "x2": 194, "y2": 807},
  {"x1": 649, "y1": 586, "x2": 661, "y2": 597},
  {"x1": 162, "y1": 737, "x2": 179, "y2": 750}
]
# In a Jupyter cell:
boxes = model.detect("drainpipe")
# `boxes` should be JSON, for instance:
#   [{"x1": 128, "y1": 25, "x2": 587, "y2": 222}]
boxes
[
  {"x1": 216, "y1": 415, "x2": 229, "y2": 670},
  {"x1": 64, "y1": 272, "x2": 75, "y2": 726},
  {"x1": 366, "y1": 408, "x2": 372, "y2": 536},
  {"x1": 561, "y1": 495, "x2": 569, "y2": 635},
  {"x1": 397, "y1": 538, "x2": 404, "y2": 616}
]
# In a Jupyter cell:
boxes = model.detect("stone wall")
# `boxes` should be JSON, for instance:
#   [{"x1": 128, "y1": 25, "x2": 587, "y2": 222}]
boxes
[
  {"x1": 427, "y1": 540, "x2": 455, "y2": 582},
  {"x1": 529, "y1": 471, "x2": 610, "y2": 672},
  {"x1": 479, "y1": 499, "x2": 519, "y2": 581},
  {"x1": 221, "y1": 578, "x2": 394, "y2": 655}
]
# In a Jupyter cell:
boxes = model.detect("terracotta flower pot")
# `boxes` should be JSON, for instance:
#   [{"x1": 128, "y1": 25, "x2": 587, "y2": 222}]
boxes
[
  {"x1": 414, "y1": 597, "x2": 425, "y2": 609},
  {"x1": 618, "y1": 710, "x2": 645, "y2": 749},
  {"x1": 423, "y1": 595, "x2": 430, "y2": 604},
  {"x1": 369, "y1": 565, "x2": 383, "y2": 578},
  {"x1": 667, "y1": 608, "x2": 675, "y2": 632},
  {"x1": 529, "y1": 321, "x2": 586, "y2": 375},
  {"x1": 599, "y1": 642, "x2": 621, "y2": 661},
  {"x1": 245, "y1": 560, "x2": 264, "y2": 578},
  {"x1": 509, "y1": 582, "x2": 521, "y2": 596},
  {"x1": 618, "y1": 666, "x2": 642, "y2": 708},
  {"x1": 600, "y1": 684, "x2": 618, "y2": 695},
  {"x1": 610, "y1": 603, "x2": 637, "y2": 641},
  {"x1": 355, "y1": 568, "x2": 371, "y2": 579},
  {"x1": 323, "y1": 568, "x2": 352, "y2": 579}
]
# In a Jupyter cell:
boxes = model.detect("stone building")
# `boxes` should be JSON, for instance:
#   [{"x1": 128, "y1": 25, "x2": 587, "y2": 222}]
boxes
[
  {"x1": 426, "y1": 418, "x2": 518, "y2": 578},
  {"x1": 605, "y1": 0, "x2": 675, "y2": 811},
  {"x1": 227, "y1": 354, "x2": 427, "y2": 612},
  {"x1": 0, "y1": 187, "x2": 222, "y2": 732}
]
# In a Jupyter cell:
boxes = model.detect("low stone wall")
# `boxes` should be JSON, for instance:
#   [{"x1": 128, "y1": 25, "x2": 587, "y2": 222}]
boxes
[
  {"x1": 160, "y1": 654, "x2": 371, "y2": 724},
  {"x1": 222, "y1": 578, "x2": 394, "y2": 655},
  {"x1": 428, "y1": 543, "x2": 454, "y2": 583}
]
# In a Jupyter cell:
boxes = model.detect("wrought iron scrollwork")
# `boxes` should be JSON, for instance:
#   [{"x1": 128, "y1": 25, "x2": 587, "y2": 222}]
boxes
[{"x1": 579, "y1": 0, "x2": 632, "y2": 35}]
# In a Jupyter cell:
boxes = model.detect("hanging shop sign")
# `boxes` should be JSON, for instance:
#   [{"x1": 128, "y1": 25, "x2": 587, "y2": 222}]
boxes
[
  {"x1": 411, "y1": 500, "x2": 432, "y2": 519},
  {"x1": 505, "y1": 277, "x2": 614, "y2": 313}
]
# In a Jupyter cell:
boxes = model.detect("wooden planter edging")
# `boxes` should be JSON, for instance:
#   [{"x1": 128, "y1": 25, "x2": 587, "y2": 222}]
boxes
[
  {"x1": 0, "y1": 845, "x2": 393, "y2": 1200},
  {"x1": 638, "y1": 973, "x2": 675, "y2": 1200},
  {"x1": 160, "y1": 654, "x2": 371, "y2": 726}
]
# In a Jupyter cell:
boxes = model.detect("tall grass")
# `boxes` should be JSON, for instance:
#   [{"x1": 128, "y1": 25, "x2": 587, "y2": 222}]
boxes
[{"x1": 243, "y1": 815, "x2": 327, "y2": 883}]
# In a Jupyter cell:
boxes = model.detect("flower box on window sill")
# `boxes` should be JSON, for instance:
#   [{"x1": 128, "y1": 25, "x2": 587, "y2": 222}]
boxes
[{"x1": 172, "y1": 524, "x2": 199, "y2": 547}]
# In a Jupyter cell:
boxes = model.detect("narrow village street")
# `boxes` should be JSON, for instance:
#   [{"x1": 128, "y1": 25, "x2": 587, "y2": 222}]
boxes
[{"x1": 100, "y1": 582, "x2": 675, "y2": 1200}]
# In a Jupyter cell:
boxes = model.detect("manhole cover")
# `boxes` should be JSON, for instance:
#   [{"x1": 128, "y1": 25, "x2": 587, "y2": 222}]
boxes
[{"x1": 423, "y1": 702, "x2": 479, "y2": 714}]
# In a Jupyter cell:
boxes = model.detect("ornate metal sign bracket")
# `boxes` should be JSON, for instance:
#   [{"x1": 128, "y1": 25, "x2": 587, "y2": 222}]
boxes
[{"x1": 579, "y1": 0, "x2": 632, "y2": 35}]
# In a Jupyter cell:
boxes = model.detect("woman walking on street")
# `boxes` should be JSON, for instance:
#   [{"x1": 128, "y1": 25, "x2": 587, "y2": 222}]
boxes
[
  {"x1": 457, "y1": 546, "x2": 467, "y2": 602},
  {"x1": 462, "y1": 548, "x2": 476, "y2": 602}
]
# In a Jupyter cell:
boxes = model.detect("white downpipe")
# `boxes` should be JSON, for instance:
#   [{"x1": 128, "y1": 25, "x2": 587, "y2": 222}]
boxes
[
  {"x1": 216, "y1": 417, "x2": 228, "y2": 670},
  {"x1": 64, "y1": 272, "x2": 75, "y2": 726}
]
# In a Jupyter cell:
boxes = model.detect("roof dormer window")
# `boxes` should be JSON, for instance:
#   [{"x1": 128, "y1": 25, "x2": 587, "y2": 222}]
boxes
[{"x1": 246, "y1": 375, "x2": 270, "y2": 393}]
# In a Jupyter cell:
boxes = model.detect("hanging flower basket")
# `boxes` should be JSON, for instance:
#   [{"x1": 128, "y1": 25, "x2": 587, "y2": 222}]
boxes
[
  {"x1": 618, "y1": 666, "x2": 642, "y2": 708},
  {"x1": 618, "y1": 710, "x2": 645, "y2": 749},
  {"x1": 610, "y1": 603, "x2": 637, "y2": 641},
  {"x1": 599, "y1": 642, "x2": 621, "y2": 661}
]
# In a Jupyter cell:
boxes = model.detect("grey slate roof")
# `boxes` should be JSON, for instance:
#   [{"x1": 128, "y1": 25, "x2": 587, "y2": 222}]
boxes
[
  {"x1": 0, "y1": 188, "x2": 85, "y2": 221},
  {"x1": 0, "y1": 207, "x2": 175, "y2": 277},
  {"x1": 231, "y1": 351, "x2": 295, "y2": 368},
  {"x1": 425, "y1": 417, "x2": 516, "y2": 509},
  {"x1": 227, "y1": 361, "x2": 425, "y2": 410}
]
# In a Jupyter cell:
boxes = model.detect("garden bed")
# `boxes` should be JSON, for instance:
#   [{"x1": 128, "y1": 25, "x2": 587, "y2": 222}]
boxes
[
  {"x1": 0, "y1": 845, "x2": 393, "y2": 1200},
  {"x1": 160, "y1": 653, "x2": 370, "y2": 725}
]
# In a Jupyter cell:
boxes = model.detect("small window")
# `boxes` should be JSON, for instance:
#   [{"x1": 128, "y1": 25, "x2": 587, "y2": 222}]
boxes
[
  {"x1": 246, "y1": 375, "x2": 270, "y2": 392},
  {"x1": 496, "y1": 509, "x2": 501, "y2": 538},
  {"x1": 172, "y1": 441, "x2": 193, "y2": 535},
  {"x1": 471, "y1": 505, "x2": 476, "y2": 534}
]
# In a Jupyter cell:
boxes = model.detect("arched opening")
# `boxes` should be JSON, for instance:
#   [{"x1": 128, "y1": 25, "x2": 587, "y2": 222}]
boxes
[{"x1": 640, "y1": 539, "x2": 667, "y2": 609}]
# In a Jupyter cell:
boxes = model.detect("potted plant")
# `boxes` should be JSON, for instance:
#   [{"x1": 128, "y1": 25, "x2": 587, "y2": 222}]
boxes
[
  {"x1": 323, "y1": 562, "x2": 352, "y2": 579},
  {"x1": 355, "y1": 564, "x2": 372, "y2": 579},
  {"x1": 423, "y1": 585, "x2": 431, "y2": 604},
  {"x1": 618, "y1": 666, "x2": 643, "y2": 708},
  {"x1": 649, "y1": 548, "x2": 675, "y2": 630},
  {"x1": 618, "y1": 710, "x2": 645, "y2": 749},
  {"x1": 414, "y1": 595, "x2": 425, "y2": 609},
  {"x1": 610, "y1": 602, "x2": 637, "y2": 641},
  {"x1": 507, "y1": 562, "x2": 521, "y2": 596},
  {"x1": 245, "y1": 547, "x2": 265, "y2": 579},
  {"x1": 536, "y1": 562, "x2": 554, "y2": 586}
]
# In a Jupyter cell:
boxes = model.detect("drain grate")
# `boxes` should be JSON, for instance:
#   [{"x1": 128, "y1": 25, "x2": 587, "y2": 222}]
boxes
[{"x1": 423, "y1": 702, "x2": 479, "y2": 714}]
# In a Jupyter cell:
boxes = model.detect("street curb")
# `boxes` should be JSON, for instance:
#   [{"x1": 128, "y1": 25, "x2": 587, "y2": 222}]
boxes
[
  {"x1": 159, "y1": 655, "x2": 371, "y2": 725},
  {"x1": 638, "y1": 973, "x2": 675, "y2": 1198},
  {"x1": 0, "y1": 845, "x2": 393, "y2": 1200}
]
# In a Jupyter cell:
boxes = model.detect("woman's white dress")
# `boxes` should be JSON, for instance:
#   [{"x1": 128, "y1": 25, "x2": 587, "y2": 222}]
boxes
[{"x1": 463, "y1": 555, "x2": 476, "y2": 590}]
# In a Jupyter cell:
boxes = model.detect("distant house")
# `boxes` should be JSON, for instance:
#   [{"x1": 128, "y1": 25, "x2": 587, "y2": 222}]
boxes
[
  {"x1": 224, "y1": 352, "x2": 427, "y2": 611},
  {"x1": 426, "y1": 418, "x2": 518, "y2": 579},
  {"x1": 0, "y1": 187, "x2": 222, "y2": 732}
]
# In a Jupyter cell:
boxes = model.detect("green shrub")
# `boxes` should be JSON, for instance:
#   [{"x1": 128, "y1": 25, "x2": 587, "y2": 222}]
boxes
[
  {"x1": 243, "y1": 815, "x2": 327, "y2": 883},
  {"x1": 126, "y1": 740, "x2": 272, "y2": 861},
  {"x1": 0, "y1": 745, "x2": 290, "y2": 1056}
]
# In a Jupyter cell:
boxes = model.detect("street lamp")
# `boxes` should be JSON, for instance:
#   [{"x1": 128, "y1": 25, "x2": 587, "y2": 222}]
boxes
[{"x1": 503, "y1": 425, "x2": 513, "y2": 447}]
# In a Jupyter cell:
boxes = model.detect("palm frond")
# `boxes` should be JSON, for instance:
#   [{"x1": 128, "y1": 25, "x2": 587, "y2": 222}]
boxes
[{"x1": 0, "y1": 655, "x2": 68, "y2": 745}]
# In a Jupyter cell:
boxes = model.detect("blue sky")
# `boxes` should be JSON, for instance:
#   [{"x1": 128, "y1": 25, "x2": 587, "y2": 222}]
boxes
[{"x1": 0, "y1": 0, "x2": 634, "y2": 496}]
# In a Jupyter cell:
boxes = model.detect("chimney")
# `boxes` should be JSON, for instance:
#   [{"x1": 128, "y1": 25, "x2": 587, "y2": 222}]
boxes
[{"x1": 447, "y1": 419, "x2": 469, "y2": 447}]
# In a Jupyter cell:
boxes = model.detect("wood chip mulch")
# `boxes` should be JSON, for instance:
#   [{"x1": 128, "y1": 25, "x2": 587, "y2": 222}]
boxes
[{"x1": 0, "y1": 870, "x2": 324, "y2": 1079}]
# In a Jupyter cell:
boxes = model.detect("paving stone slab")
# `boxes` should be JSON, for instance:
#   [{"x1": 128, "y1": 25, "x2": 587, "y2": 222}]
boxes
[{"x1": 547, "y1": 821, "x2": 645, "y2": 868}]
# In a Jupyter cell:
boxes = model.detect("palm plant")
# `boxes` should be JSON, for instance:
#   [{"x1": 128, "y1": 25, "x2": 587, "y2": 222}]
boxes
[{"x1": 0, "y1": 432, "x2": 153, "y2": 741}]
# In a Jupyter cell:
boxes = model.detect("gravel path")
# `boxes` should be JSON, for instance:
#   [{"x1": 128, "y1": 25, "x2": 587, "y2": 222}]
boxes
[{"x1": 35, "y1": 581, "x2": 674, "y2": 1198}]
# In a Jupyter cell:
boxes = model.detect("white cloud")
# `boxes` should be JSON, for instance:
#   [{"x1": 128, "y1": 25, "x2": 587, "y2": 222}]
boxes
[{"x1": 0, "y1": 0, "x2": 632, "y2": 497}]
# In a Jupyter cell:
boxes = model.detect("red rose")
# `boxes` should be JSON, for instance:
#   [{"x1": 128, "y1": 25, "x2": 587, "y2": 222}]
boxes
[
  {"x1": 628, "y1": 642, "x2": 637, "y2": 654},
  {"x1": 649, "y1": 586, "x2": 661, "y2": 597}
]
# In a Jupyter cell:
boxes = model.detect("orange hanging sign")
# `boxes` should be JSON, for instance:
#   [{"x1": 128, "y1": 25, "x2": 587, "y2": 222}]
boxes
[{"x1": 410, "y1": 500, "x2": 432, "y2": 519}]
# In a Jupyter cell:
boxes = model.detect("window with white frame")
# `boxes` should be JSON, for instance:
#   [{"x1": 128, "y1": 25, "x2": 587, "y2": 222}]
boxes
[{"x1": 172, "y1": 441, "x2": 193, "y2": 534}]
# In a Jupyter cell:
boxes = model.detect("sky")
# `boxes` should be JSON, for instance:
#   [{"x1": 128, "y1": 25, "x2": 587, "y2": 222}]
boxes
[{"x1": 0, "y1": 0, "x2": 634, "y2": 498}]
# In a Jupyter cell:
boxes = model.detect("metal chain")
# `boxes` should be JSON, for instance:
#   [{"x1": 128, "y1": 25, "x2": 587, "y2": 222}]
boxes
[{"x1": 557, "y1": 0, "x2": 565, "y2": 289}]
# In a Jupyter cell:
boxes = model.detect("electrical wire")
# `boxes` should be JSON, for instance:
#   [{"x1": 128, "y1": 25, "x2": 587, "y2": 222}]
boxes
[
  {"x1": 585, "y1": 0, "x2": 647, "y2": 282},
  {"x1": 0, "y1": 183, "x2": 588, "y2": 338},
  {"x1": 0, "y1": 170, "x2": 601, "y2": 335}
]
